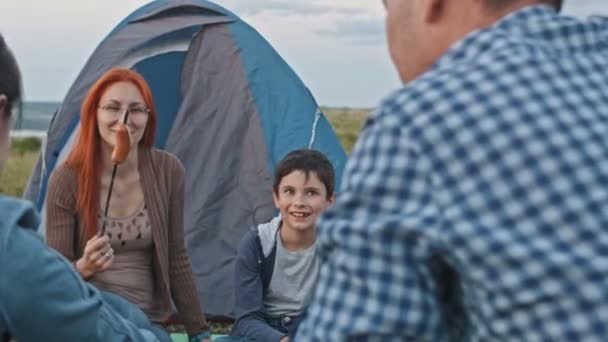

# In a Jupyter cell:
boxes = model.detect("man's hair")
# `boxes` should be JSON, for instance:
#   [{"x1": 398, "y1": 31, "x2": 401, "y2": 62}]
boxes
[
  {"x1": 0, "y1": 34, "x2": 22, "y2": 111},
  {"x1": 484, "y1": 0, "x2": 563, "y2": 12},
  {"x1": 273, "y1": 149, "x2": 336, "y2": 199}
]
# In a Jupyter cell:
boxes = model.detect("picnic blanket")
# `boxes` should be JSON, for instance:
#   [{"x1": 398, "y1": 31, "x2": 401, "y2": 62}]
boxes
[{"x1": 170, "y1": 333, "x2": 227, "y2": 341}]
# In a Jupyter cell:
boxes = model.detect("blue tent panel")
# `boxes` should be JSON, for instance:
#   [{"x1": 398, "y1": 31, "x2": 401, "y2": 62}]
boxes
[
  {"x1": 134, "y1": 51, "x2": 186, "y2": 148},
  {"x1": 228, "y1": 22, "x2": 347, "y2": 183}
]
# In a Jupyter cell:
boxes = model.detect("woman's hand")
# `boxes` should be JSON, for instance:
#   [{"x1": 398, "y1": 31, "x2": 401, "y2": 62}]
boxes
[{"x1": 75, "y1": 234, "x2": 114, "y2": 279}]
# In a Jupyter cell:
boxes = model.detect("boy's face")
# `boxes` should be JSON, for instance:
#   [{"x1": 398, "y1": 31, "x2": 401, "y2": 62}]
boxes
[{"x1": 273, "y1": 170, "x2": 335, "y2": 234}]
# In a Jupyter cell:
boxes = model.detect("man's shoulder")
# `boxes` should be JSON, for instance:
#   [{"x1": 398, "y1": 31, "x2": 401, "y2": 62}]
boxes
[
  {"x1": 0, "y1": 196, "x2": 39, "y2": 232},
  {"x1": 377, "y1": 47, "x2": 524, "y2": 125},
  {"x1": 0, "y1": 196, "x2": 40, "y2": 253},
  {"x1": 372, "y1": 67, "x2": 472, "y2": 129}
]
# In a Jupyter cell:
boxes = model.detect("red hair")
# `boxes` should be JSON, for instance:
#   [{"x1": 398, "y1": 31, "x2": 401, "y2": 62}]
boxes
[{"x1": 66, "y1": 68, "x2": 157, "y2": 240}]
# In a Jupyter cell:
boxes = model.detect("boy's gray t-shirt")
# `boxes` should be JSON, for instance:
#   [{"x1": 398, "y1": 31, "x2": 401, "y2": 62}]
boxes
[{"x1": 263, "y1": 231, "x2": 319, "y2": 317}]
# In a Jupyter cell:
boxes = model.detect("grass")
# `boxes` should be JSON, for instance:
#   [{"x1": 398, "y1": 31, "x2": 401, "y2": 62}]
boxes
[
  {"x1": 0, "y1": 138, "x2": 40, "y2": 197},
  {"x1": 323, "y1": 106, "x2": 370, "y2": 154}
]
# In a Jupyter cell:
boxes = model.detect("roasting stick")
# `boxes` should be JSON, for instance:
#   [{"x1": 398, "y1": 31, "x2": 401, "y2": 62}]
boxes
[{"x1": 99, "y1": 109, "x2": 131, "y2": 236}]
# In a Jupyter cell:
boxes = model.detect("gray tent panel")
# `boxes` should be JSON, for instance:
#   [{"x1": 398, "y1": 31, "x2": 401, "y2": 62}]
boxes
[{"x1": 165, "y1": 25, "x2": 275, "y2": 316}]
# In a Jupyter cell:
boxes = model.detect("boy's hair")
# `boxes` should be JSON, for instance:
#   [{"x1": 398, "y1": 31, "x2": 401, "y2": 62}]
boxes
[{"x1": 273, "y1": 149, "x2": 335, "y2": 199}]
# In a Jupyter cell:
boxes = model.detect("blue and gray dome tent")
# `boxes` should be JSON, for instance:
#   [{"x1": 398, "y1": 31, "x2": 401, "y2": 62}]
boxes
[{"x1": 24, "y1": 0, "x2": 346, "y2": 317}]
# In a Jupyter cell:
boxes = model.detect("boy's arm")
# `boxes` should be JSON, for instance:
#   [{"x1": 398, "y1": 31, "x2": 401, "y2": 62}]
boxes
[
  {"x1": 0, "y1": 223, "x2": 156, "y2": 342},
  {"x1": 231, "y1": 230, "x2": 286, "y2": 342}
]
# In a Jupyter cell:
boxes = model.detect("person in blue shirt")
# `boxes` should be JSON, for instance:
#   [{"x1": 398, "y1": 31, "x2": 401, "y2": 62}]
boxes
[
  {"x1": 0, "y1": 33, "x2": 159, "y2": 342},
  {"x1": 297, "y1": 0, "x2": 608, "y2": 341},
  {"x1": 226, "y1": 149, "x2": 336, "y2": 342}
]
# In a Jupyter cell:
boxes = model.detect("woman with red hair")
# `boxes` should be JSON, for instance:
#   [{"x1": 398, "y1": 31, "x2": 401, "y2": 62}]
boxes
[{"x1": 45, "y1": 68, "x2": 211, "y2": 342}]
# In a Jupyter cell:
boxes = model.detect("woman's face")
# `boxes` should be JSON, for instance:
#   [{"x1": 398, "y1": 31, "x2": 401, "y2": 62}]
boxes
[{"x1": 96, "y1": 81, "x2": 149, "y2": 150}]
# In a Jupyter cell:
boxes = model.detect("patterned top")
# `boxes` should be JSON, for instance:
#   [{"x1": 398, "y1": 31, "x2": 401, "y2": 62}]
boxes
[
  {"x1": 101, "y1": 204, "x2": 153, "y2": 250},
  {"x1": 296, "y1": 5, "x2": 608, "y2": 341},
  {"x1": 92, "y1": 204, "x2": 158, "y2": 321}
]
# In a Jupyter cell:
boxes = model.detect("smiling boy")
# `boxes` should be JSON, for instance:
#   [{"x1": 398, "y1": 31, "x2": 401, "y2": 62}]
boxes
[{"x1": 228, "y1": 149, "x2": 335, "y2": 342}]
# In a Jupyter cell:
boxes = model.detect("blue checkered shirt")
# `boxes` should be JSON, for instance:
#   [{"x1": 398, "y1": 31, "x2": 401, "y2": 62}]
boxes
[{"x1": 296, "y1": 5, "x2": 608, "y2": 341}]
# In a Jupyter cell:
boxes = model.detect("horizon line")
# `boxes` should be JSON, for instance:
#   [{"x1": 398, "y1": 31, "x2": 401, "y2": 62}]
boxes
[{"x1": 22, "y1": 100, "x2": 375, "y2": 110}]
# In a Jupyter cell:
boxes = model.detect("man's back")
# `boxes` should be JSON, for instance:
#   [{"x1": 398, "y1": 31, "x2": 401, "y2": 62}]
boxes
[
  {"x1": 414, "y1": 5, "x2": 608, "y2": 339},
  {"x1": 297, "y1": 5, "x2": 608, "y2": 341}
]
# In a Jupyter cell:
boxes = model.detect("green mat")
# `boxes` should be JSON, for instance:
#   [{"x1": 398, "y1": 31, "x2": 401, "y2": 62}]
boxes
[{"x1": 170, "y1": 333, "x2": 227, "y2": 341}]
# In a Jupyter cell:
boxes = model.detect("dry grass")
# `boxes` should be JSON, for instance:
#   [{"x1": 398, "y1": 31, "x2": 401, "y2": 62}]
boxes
[
  {"x1": 0, "y1": 140, "x2": 39, "y2": 197},
  {"x1": 322, "y1": 106, "x2": 371, "y2": 154}
]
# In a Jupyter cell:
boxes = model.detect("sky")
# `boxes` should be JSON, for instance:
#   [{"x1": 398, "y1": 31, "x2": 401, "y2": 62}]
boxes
[{"x1": 2, "y1": 0, "x2": 608, "y2": 108}]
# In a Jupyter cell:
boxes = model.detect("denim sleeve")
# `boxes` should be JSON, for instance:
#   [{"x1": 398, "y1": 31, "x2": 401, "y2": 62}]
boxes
[
  {"x1": 0, "y1": 223, "x2": 157, "y2": 342},
  {"x1": 231, "y1": 230, "x2": 285, "y2": 342}
]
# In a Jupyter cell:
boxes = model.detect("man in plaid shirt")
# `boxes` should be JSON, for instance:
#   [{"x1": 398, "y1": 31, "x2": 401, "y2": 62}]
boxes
[{"x1": 296, "y1": 0, "x2": 608, "y2": 340}]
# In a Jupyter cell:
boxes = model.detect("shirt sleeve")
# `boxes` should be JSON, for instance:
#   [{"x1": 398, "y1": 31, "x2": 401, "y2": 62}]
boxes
[
  {"x1": 0, "y1": 223, "x2": 156, "y2": 342},
  {"x1": 295, "y1": 104, "x2": 447, "y2": 341},
  {"x1": 45, "y1": 164, "x2": 78, "y2": 261},
  {"x1": 231, "y1": 230, "x2": 286, "y2": 342},
  {"x1": 166, "y1": 155, "x2": 210, "y2": 335}
]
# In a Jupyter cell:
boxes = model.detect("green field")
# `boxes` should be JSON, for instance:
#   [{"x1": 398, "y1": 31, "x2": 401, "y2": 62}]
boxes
[
  {"x1": 322, "y1": 106, "x2": 370, "y2": 154},
  {"x1": 0, "y1": 137, "x2": 41, "y2": 196},
  {"x1": 0, "y1": 108, "x2": 370, "y2": 197}
]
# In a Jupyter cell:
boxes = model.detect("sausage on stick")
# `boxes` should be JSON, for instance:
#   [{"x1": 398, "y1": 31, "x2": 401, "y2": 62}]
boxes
[{"x1": 100, "y1": 110, "x2": 131, "y2": 235}]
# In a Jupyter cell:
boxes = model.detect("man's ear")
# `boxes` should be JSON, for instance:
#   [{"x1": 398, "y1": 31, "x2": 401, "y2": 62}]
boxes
[
  {"x1": 422, "y1": 0, "x2": 445, "y2": 23},
  {"x1": 0, "y1": 94, "x2": 7, "y2": 117}
]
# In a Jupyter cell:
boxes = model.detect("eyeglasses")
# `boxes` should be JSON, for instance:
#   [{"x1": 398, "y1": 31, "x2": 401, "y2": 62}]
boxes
[{"x1": 98, "y1": 103, "x2": 150, "y2": 116}]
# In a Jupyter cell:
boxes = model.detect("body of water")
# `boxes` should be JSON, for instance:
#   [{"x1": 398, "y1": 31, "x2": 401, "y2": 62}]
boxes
[{"x1": 12, "y1": 101, "x2": 60, "y2": 137}]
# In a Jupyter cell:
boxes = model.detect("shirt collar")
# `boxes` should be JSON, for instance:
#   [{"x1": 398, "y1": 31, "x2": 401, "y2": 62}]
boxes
[{"x1": 433, "y1": 4, "x2": 561, "y2": 71}]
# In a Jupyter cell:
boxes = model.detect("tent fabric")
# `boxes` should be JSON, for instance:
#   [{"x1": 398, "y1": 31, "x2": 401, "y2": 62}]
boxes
[
  {"x1": 165, "y1": 24, "x2": 276, "y2": 314},
  {"x1": 24, "y1": 0, "x2": 346, "y2": 318}
]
